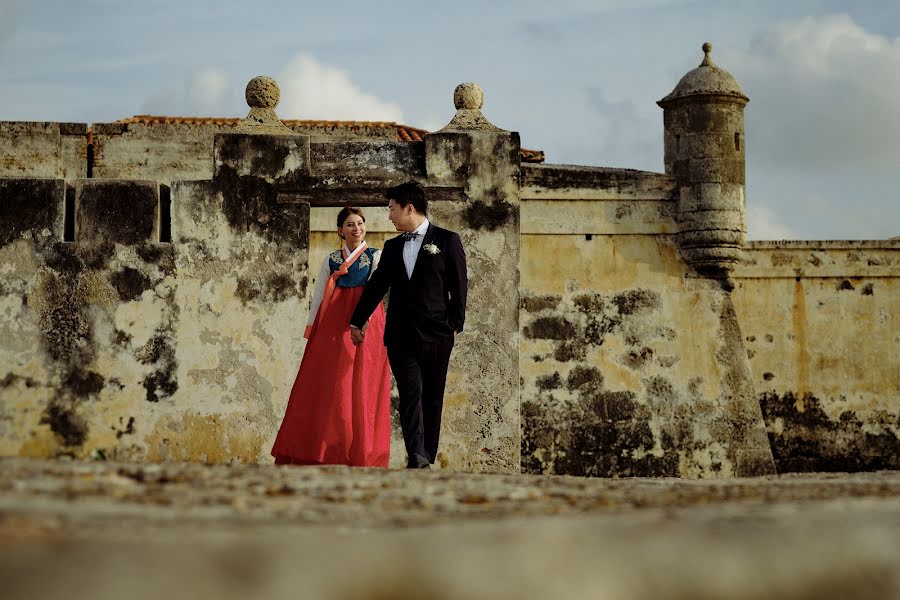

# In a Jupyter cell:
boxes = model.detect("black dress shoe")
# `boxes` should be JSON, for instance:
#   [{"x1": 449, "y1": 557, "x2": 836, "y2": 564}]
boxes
[{"x1": 407, "y1": 454, "x2": 431, "y2": 469}]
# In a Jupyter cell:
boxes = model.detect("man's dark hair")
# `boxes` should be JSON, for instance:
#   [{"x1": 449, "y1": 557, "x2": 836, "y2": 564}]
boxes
[{"x1": 386, "y1": 181, "x2": 427, "y2": 215}]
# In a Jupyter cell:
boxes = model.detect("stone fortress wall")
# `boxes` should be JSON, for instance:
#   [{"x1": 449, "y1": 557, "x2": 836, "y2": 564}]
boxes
[{"x1": 1, "y1": 46, "x2": 896, "y2": 476}]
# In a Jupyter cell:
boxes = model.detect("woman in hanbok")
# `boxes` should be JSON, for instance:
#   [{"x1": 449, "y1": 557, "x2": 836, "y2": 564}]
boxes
[{"x1": 271, "y1": 207, "x2": 391, "y2": 467}]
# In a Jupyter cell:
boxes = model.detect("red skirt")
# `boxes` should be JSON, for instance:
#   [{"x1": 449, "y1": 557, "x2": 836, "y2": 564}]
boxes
[{"x1": 271, "y1": 286, "x2": 390, "y2": 467}]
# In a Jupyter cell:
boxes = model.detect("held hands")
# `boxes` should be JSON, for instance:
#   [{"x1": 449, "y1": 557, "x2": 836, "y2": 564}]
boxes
[{"x1": 350, "y1": 323, "x2": 367, "y2": 346}]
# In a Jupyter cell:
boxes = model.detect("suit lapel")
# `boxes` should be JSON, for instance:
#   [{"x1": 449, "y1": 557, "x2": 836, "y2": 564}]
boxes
[
  {"x1": 390, "y1": 236, "x2": 409, "y2": 283},
  {"x1": 410, "y1": 223, "x2": 434, "y2": 281}
]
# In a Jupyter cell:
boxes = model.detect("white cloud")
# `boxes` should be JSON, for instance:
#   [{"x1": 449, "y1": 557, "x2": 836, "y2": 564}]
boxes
[
  {"x1": 277, "y1": 53, "x2": 403, "y2": 122},
  {"x1": 185, "y1": 67, "x2": 231, "y2": 116},
  {"x1": 725, "y1": 14, "x2": 900, "y2": 171},
  {"x1": 745, "y1": 202, "x2": 798, "y2": 240}
]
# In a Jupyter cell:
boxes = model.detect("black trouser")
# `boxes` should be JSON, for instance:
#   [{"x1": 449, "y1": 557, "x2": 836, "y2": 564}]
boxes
[{"x1": 387, "y1": 335, "x2": 454, "y2": 465}]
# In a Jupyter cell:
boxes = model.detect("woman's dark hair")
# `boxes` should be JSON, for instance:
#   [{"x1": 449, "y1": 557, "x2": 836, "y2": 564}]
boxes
[
  {"x1": 386, "y1": 181, "x2": 427, "y2": 215},
  {"x1": 336, "y1": 206, "x2": 365, "y2": 229}
]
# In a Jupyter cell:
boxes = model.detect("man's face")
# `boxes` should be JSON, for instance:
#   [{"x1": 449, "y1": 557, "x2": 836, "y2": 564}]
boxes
[{"x1": 387, "y1": 199, "x2": 414, "y2": 232}]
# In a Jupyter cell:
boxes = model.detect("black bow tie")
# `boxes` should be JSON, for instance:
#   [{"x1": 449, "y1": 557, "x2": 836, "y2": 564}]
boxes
[{"x1": 401, "y1": 232, "x2": 420, "y2": 242}]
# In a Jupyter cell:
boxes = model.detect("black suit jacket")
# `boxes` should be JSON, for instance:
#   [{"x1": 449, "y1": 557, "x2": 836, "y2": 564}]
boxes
[{"x1": 350, "y1": 224, "x2": 467, "y2": 347}]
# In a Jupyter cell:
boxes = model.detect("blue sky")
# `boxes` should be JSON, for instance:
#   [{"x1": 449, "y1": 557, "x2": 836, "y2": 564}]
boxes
[{"x1": 1, "y1": 0, "x2": 898, "y2": 239}]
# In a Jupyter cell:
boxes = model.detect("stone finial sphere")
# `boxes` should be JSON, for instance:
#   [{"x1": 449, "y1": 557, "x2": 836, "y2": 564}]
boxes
[
  {"x1": 453, "y1": 83, "x2": 484, "y2": 110},
  {"x1": 701, "y1": 42, "x2": 714, "y2": 67},
  {"x1": 245, "y1": 76, "x2": 280, "y2": 109}
]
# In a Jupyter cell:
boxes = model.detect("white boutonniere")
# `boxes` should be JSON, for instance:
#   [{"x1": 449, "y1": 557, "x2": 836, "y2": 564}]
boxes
[{"x1": 423, "y1": 243, "x2": 440, "y2": 255}]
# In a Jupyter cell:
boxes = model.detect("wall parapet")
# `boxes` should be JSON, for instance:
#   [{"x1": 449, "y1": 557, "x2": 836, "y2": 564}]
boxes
[
  {"x1": 735, "y1": 240, "x2": 900, "y2": 279},
  {"x1": 520, "y1": 164, "x2": 677, "y2": 235},
  {"x1": 0, "y1": 122, "x2": 88, "y2": 181},
  {"x1": 521, "y1": 164, "x2": 676, "y2": 201}
]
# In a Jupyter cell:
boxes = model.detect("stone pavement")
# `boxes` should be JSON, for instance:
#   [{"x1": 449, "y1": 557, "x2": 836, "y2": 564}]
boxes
[{"x1": 1, "y1": 458, "x2": 898, "y2": 599}]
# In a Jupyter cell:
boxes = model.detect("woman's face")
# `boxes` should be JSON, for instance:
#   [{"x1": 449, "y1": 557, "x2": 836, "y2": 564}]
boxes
[{"x1": 339, "y1": 213, "x2": 366, "y2": 246}]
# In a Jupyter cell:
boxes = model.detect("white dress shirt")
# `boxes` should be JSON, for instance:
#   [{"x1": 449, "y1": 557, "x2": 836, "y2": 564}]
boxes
[{"x1": 402, "y1": 219, "x2": 429, "y2": 279}]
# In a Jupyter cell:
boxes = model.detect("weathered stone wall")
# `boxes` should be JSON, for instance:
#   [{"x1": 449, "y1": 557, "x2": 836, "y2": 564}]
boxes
[
  {"x1": 0, "y1": 122, "x2": 88, "y2": 181},
  {"x1": 733, "y1": 241, "x2": 900, "y2": 472},
  {"x1": 519, "y1": 164, "x2": 774, "y2": 478},
  {"x1": 307, "y1": 171, "x2": 900, "y2": 478},
  {"x1": 92, "y1": 122, "x2": 218, "y2": 185},
  {"x1": 423, "y1": 127, "x2": 522, "y2": 472},
  {"x1": 1, "y1": 106, "x2": 524, "y2": 473},
  {"x1": 2, "y1": 109, "x2": 896, "y2": 475},
  {"x1": 0, "y1": 174, "x2": 310, "y2": 462},
  {"x1": 0, "y1": 122, "x2": 61, "y2": 178},
  {"x1": 60, "y1": 123, "x2": 90, "y2": 181},
  {"x1": 0, "y1": 120, "x2": 405, "y2": 187},
  {"x1": 92, "y1": 121, "x2": 402, "y2": 185}
]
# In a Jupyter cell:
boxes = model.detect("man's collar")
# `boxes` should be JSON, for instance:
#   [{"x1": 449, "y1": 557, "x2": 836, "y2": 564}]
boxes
[{"x1": 413, "y1": 219, "x2": 430, "y2": 236}]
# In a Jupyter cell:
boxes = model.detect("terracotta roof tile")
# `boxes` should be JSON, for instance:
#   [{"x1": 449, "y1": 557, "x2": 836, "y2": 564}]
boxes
[
  {"x1": 110, "y1": 116, "x2": 542, "y2": 162},
  {"x1": 519, "y1": 148, "x2": 545, "y2": 163}
]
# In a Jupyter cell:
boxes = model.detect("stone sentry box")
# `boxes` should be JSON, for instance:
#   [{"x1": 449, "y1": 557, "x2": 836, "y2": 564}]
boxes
[
  {"x1": 199, "y1": 78, "x2": 522, "y2": 471},
  {"x1": 658, "y1": 43, "x2": 748, "y2": 279}
]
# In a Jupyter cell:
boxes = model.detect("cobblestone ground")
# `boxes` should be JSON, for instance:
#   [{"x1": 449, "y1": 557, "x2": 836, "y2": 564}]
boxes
[{"x1": 1, "y1": 458, "x2": 899, "y2": 599}]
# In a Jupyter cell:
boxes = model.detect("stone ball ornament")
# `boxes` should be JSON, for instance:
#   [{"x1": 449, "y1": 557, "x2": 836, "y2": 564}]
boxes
[
  {"x1": 453, "y1": 83, "x2": 484, "y2": 110},
  {"x1": 245, "y1": 76, "x2": 281, "y2": 109}
]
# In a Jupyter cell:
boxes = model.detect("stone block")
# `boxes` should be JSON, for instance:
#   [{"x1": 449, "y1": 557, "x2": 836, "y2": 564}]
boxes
[
  {"x1": 680, "y1": 246, "x2": 744, "y2": 269},
  {"x1": 213, "y1": 133, "x2": 311, "y2": 185},
  {"x1": 686, "y1": 102, "x2": 746, "y2": 134},
  {"x1": 521, "y1": 164, "x2": 677, "y2": 202},
  {"x1": 60, "y1": 125, "x2": 89, "y2": 181},
  {"x1": 75, "y1": 179, "x2": 158, "y2": 247},
  {"x1": 662, "y1": 106, "x2": 689, "y2": 131},
  {"x1": 59, "y1": 123, "x2": 88, "y2": 136},
  {"x1": 678, "y1": 208, "x2": 745, "y2": 231},
  {"x1": 91, "y1": 123, "x2": 128, "y2": 136},
  {"x1": 311, "y1": 141, "x2": 425, "y2": 181},
  {"x1": 663, "y1": 130, "x2": 679, "y2": 162},
  {"x1": 424, "y1": 132, "x2": 472, "y2": 187},
  {"x1": 169, "y1": 180, "x2": 217, "y2": 244},
  {"x1": 670, "y1": 159, "x2": 690, "y2": 181},
  {"x1": 679, "y1": 229, "x2": 745, "y2": 247},
  {"x1": 0, "y1": 122, "x2": 61, "y2": 179},
  {"x1": 0, "y1": 178, "x2": 65, "y2": 247},
  {"x1": 683, "y1": 133, "x2": 732, "y2": 160},
  {"x1": 723, "y1": 158, "x2": 745, "y2": 185},
  {"x1": 689, "y1": 158, "x2": 726, "y2": 183},
  {"x1": 92, "y1": 122, "x2": 221, "y2": 184},
  {"x1": 679, "y1": 184, "x2": 744, "y2": 212}
]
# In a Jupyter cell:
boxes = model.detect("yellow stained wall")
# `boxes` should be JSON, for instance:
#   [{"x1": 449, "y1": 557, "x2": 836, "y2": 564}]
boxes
[
  {"x1": 732, "y1": 243, "x2": 900, "y2": 471},
  {"x1": 518, "y1": 230, "x2": 773, "y2": 478}
]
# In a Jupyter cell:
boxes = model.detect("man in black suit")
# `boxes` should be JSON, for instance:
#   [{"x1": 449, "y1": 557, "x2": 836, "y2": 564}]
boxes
[{"x1": 349, "y1": 181, "x2": 467, "y2": 469}]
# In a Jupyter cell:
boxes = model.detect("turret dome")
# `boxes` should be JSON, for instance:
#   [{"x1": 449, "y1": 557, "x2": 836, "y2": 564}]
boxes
[{"x1": 658, "y1": 43, "x2": 748, "y2": 106}]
